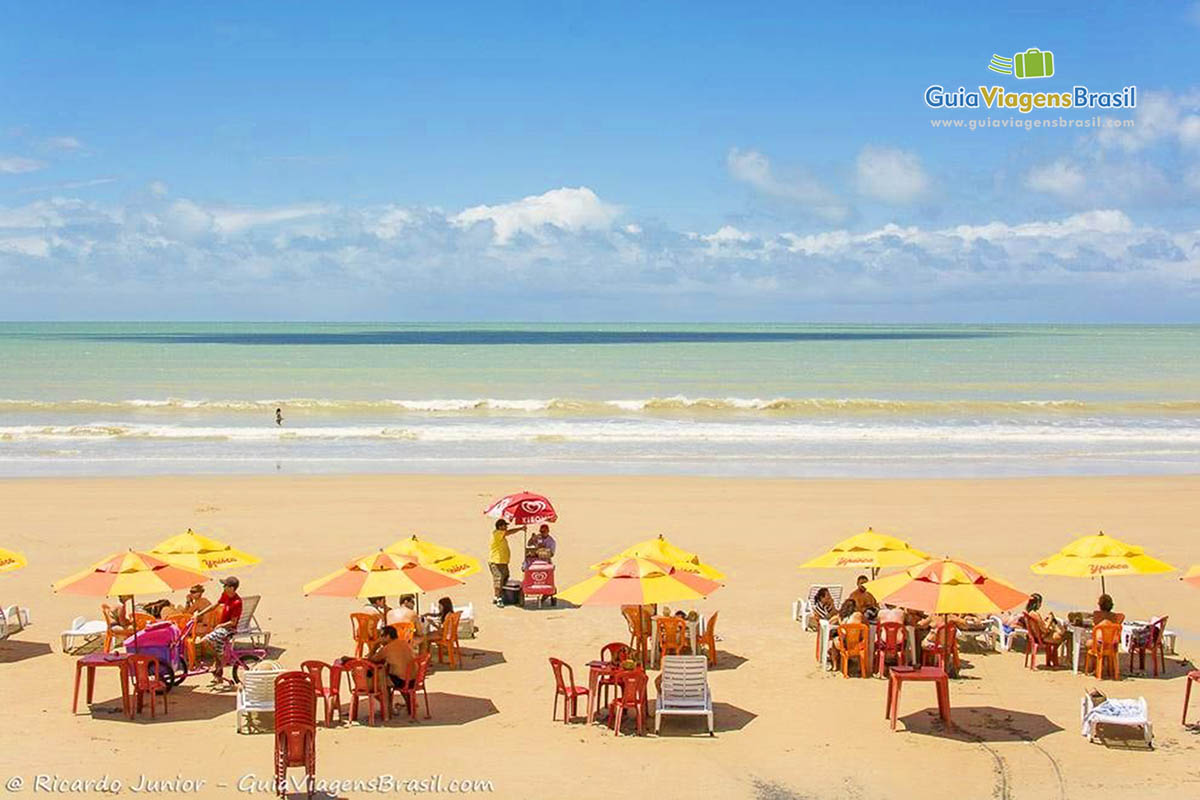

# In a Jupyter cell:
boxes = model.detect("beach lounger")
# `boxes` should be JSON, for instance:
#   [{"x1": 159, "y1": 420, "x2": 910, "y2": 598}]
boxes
[
  {"x1": 455, "y1": 602, "x2": 476, "y2": 639},
  {"x1": 1081, "y1": 694, "x2": 1152, "y2": 748},
  {"x1": 794, "y1": 584, "x2": 843, "y2": 628},
  {"x1": 236, "y1": 662, "x2": 283, "y2": 733},
  {"x1": 1, "y1": 605, "x2": 30, "y2": 637},
  {"x1": 987, "y1": 615, "x2": 1027, "y2": 652},
  {"x1": 231, "y1": 595, "x2": 271, "y2": 648},
  {"x1": 61, "y1": 616, "x2": 106, "y2": 654},
  {"x1": 655, "y1": 655, "x2": 714, "y2": 736}
]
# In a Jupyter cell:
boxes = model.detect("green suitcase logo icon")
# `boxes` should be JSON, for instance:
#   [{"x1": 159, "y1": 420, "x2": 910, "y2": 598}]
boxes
[{"x1": 1013, "y1": 48, "x2": 1054, "y2": 79}]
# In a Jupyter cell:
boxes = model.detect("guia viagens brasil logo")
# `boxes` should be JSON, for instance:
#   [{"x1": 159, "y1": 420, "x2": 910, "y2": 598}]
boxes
[{"x1": 925, "y1": 48, "x2": 1135, "y2": 114}]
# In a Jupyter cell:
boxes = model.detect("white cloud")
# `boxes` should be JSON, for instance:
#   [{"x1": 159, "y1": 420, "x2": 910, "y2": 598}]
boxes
[
  {"x1": 453, "y1": 186, "x2": 620, "y2": 244},
  {"x1": 1024, "y1": 160, "x2": 1088, "y2": 201},
  {"x1": 0, "y1": 156, "x2": 46, "y2": 174},
  {"x1": 1095, "y1": 90, "x2": 1200, "y2": 152},
  {"x1": 44, "y1": 136, "x2": 83, "y2": 152},
  {"x1": 855, "y1": 146, "x2": 930, "y2": 204},
  {"x1": 148, "y1": 181, "x2": 169, "y2": 197},
  {"x1": 208, "y1": 203, "x2": 332, "y2": 234},
  {"x1": 726, "y1": 148, "x2": 847, "y2": 221}
]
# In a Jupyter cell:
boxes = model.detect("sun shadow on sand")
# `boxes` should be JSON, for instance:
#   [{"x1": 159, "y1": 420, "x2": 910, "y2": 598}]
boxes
[
  {"x1": 384, "y1": 692, "x2": 499, "y2": 728},
  {"x1": 652, "y1": 702, "x2": 757, "y2": 737},
  {"x1": 88, "y1": 686, "x2": 235, "y2": 724},
  {"x1": 0, "y1": 639, "x2": 52, "y2": 663},
  {"x1": 897, "y1": 706, "x2": 1063, "y2": 742},
  {"x1": 436, "y1": 648, "x2": 505, "y2": 672},
  {"x1": 710, "y1": 652, "x2": 749, "y2": 671}
]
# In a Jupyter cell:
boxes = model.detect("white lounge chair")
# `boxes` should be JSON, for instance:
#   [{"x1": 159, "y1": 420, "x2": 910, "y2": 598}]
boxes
[
  {"x1": 1081, "y1": 694, "x2": 1152, "y2": 748},
  {"x1": 61, "y1": 616, "x2": 107, "y2": 654},
  {"x1": 231, "y1": 595, "x2": 271, "y2": 648},
  {"x1": 0, "y1": 605, "x2": 31, "y2": 639},
  {"x1": 794, "y1": 584, "x2": 843, "y2": 628},
  {"x1": 236, "y1": 662, "x2": 283, "y2": 733},
  {"x1": 655, "y1": 655, "x2": 713, "y2": 736},
  {"x1": 455, "y1": 602, "x2": 476, "y2": 639},
  {"x1": 987, "y1": 615, "x2": 1028, "y2": 652}
]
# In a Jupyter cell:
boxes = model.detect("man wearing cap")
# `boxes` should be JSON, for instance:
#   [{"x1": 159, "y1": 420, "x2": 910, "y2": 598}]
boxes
[{"x1": 195, "y1": 575, "x2": 243, "y2": 684}]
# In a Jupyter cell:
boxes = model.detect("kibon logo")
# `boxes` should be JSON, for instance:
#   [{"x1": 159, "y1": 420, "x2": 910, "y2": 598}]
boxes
[{"x1": 989, "y1": 48, "x2": 1054, "y2": 79}]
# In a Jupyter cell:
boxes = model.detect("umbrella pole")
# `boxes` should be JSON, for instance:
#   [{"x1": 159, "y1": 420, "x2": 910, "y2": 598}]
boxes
[{"x1": 1100, "y1": 575, "x2": 1106, "y2": 595}]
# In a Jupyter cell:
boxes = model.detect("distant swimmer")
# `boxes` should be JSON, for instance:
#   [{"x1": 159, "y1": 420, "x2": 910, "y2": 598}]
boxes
[{"x1": 275, "y1": 407, "x2": 283, "y2": 426}]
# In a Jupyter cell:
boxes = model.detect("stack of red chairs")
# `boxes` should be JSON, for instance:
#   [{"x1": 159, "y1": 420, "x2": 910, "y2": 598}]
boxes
[{"x1": 273, "y1": 671, "x2": 317, "y2": 799}]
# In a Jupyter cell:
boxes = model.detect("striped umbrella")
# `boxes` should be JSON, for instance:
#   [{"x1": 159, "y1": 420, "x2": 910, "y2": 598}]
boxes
[
  {"x1": 864, "y1": 557, "x2": 1028, "y2": 615},
  {"x1": 590, "y1": 534, "x2": 725, "y2": 581},
  {"x1": 149, "y1": 528, "x2": 261, "y2": 573},
  {"x1": 1181, "y1": 565, "x2": 1200, "y2": 590},
  {"x1": 303, "y1": 551, "x2": 464, "y2": 600},
  {"x1": 53, "y1": 550, "x2": 211, "y2": 597},
  {"x1": 557, "y1": 557, "x2": 722, "y2": 606},
  {"x1": 0, "y1": 547, "x2": 27, "y2": 574}
]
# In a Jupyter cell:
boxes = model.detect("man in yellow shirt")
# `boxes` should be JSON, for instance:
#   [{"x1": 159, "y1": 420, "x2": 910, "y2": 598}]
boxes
[{"x1": 488, "y1": 519, "x2": 526, "y2": 607}]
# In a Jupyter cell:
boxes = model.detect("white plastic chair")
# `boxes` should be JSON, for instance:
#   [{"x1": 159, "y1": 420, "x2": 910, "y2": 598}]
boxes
[
  {"x1": 1081, "y1": 694, "x2": 1152, "y2": 748},
  {"x1": 455, "y1": 602, "x2": 476, "y2": 638},
  {"x1": 236, "y1": 661, "x2": 283, "y2": 733},
  {"x1": 655, "y1": 655, "x2": 714, "y2": 736},
  {"x1": 794, "y1": 584, "x2": 843, "y2": 628},
  {"x1": 61, "y1": 616, "x2": 106, "y2": 654},
  {"x1": 987, "y1": 615, "x2": 1028, "y2": 652},
  {"x1": 230, "y1": 595, "x2": 271, "y2": 648}
]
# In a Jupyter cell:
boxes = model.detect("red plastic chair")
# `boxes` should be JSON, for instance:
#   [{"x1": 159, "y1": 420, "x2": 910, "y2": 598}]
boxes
[
  {"x1": 875, "y1": 621, "x2": 908, "y2": 676},
  {"x1": 922, "y1": 621, "x2": 960, "y2": 673},
  {"x1": 548, "y1": 657, "x2": 589, "y2": 724},
  {"x1": 597, "y1": 642, "x2": 630, "y2": 705},
  {"x1": 1129, "y1": 617, "x2": 1168, "y2": 677},
  {"x1": 391, "y1": 654, "x2": 432, "y2": 720},
  {"x1": 1182, "y1": 670, "x2": 1200, "y2": 724},
  {"x1": 1021, "y1": 612, "x2": 1063, "y2": 670},
  {"x1": 836, "y1": 622, "x2": 870, "y2": 678},
  {"x1": 299, "y1": 660, "x2": 343, "y2": 727},
  {"x1": 1085, "y1": 621, "x2": 1122, "y2": 680},
  {"x1": 125, "y1": 654, "x2": 168, "y2": 718},
  {"x1": 343, "y1": 658, "x2": 388, "y2": 726},
  {"x1": 606, "y1": 668, "x2": 648, "y2": 736},
  {"x1": 274, "y1": 671, "x2": 316, "y2": 799}
]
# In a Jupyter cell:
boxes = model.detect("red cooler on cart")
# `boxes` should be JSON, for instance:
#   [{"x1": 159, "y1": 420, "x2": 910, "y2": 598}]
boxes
[{"x1": 521, "y1": 559, "x2": 557, "y2": 607}]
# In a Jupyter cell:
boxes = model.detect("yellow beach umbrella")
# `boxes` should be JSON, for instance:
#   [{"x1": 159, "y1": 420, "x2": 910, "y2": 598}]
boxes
[
  {"x1": 384, "y1": 535, "x2": 481, "y2": 578},
  {"x1": 559, "y1": 557, "x2": 723, "y2": 606},
  {"x1": 0, "y1": 547, "x2": 28, "y2": 573},
  {"x1": 303, "y1": 551, "x2": 464, "y2": 600},
  {"x1": 802, "y1": 527, "x2": 930, "y2": 577},
  {"x1": 590, "y1": 534, "x2": 725, "y2": 581},
  {"x1": 1031, "y1": 531, "x2": 1175, "y2": 593},
  {"x1": 149, "y1": 528, "x2": 261, "y2": 572},
  {"x1": 53, "y1": 550, "x2": 212, "y2": 597}
]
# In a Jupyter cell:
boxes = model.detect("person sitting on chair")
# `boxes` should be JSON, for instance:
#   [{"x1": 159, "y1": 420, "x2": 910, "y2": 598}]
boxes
[
  {"x1": 807, "y1": 587, "x2": 838, "y2": 631},
  {"x1": 1093, "y1": 593, "x2": 1123, "y2": 625},
  {"x1": 370, "y1": 625, "x2": 416, "y2": 716}
]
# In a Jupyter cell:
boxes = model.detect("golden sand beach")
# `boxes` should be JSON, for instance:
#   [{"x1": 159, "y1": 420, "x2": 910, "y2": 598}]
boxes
[{"x1": 1, "y1": 474, "x2": 1197, "y2": 799}]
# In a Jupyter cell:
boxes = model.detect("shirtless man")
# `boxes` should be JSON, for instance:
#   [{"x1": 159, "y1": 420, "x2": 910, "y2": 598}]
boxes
[{"x1": 369, "y1": 625, "x2": 417, "y2": 716}]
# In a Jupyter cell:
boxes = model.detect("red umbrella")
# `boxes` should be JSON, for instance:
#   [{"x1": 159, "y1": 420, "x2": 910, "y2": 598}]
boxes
[{"x1": 483, "y1": 492, "x2": 558, "y2": 526}]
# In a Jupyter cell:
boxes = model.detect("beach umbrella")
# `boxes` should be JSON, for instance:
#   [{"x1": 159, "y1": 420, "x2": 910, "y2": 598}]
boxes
[
  {"x1": 1030, "y1": 531, "x2": 1175, "y2": 594},
  {"x1": 801, "y1": 527, "x2": 930, "y2": 578},
  {"x1": 590, "y1": 534, "x2": 725, "y2": 581},
  {"x1": 53, "y1": 550, "x2": 212, "y2": 653},
  {"x1": 0, "y1": 547, "x2": 27, "y2": 573},
  {"x1": 864, "y1": 557, "x2": 1028, "y2": 616},
  {"x1": 483, "y1": 492, "x2": 558, "y2": 526},
  {"x1": 303, "y1": 551, "x2": 463, "y2": 602},
  {"x1": 557, "y1": 557, "x2": 723, "y2": 606},
  {"x1": 384, "y1": 535, "x2": 481, "y2": 579},
  {"x1": 1180, "y1": 565, "x2": 1200, "y2": 590},
  {"x1": 149, "y1": 528, "x2": 261, "y2": 573}
]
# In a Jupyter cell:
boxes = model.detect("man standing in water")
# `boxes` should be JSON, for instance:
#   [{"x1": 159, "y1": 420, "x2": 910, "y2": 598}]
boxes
[{"x1": 275, "y1": 407, "x2": 283, "y2": 426}]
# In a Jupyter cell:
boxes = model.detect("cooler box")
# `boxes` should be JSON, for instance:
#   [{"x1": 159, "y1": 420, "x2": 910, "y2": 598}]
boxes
[{"x1": 521, "y1": 560, "x2": 557, "y2": 607}]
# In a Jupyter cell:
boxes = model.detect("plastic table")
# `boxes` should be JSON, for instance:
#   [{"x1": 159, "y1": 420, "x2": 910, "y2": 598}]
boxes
[
  {"x1": 584, "y1": 661, "x2": 618, "y2": 725},
  {"x1": 73, "y1": 653, "x2": 131, "y2": 717},
  {"x1": 885, "y1": 666, "x2": 951, "y2": 731}
]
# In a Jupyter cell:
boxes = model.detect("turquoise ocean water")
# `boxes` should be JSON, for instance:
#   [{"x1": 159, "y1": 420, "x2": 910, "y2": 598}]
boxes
[{"x1": 0, "y1": 322, "x2": 1197, "y2": 477}]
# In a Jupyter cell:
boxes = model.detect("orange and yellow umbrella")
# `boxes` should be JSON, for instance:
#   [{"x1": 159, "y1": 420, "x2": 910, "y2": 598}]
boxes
[
  {"x1": 149, "y1": 528, "x2": 261, "y2": 573},
  {"x1": 384, "y1": 535, "x2": 481, "y2": 579},
  {"x1": 1181, "y1": 565, "x2": 1200, "y2": 590},
  {"x1": 53, "y1": 550, "x2": 211, "y2": 597},
  {"x1": 802, "y1": 528, "x2": 929, "y2": 575},
  {"x1": 558, "y1": 557, "x2": 722, "y2": 606},
  {"x1": 1031, "y1": 531, "x2": 1175, "y2": 593},
  {"x1": 590, "y1": 535, "x2": 725, "y2": 581},
  {"x1": 303, "y1": 551, "x2": 463, "y2": 599},
  {"x1": 864, "y1": 557, "x2": 1028, "y2": 615},
  {"x1": 0, "y1": 547, "x2": 27, "y2": 574}
]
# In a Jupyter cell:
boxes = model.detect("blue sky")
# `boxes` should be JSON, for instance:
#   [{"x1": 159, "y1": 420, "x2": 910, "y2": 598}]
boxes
[{"x1": 1, "y1": 2, "x2": 1198, "y2": 321}]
